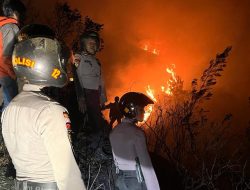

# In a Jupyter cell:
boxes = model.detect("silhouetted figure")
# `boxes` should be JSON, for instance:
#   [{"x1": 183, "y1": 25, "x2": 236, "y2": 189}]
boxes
[{"x1": 103, "y1": 96, "x2": 123, "y2": 128}]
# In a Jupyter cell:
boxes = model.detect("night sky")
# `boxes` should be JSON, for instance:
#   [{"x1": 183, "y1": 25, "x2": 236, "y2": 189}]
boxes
[{"x1": 27, "y1": 0, "x2": 250, "y2": 129}]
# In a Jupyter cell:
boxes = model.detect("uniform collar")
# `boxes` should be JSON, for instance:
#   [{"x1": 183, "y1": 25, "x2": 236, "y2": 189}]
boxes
[{"x1": 23, "y1": 84, "x2": 45, "y2": 92}]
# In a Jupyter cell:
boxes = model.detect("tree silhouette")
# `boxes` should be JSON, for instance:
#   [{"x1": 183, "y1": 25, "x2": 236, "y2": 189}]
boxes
[{"x1": 51, "y1": 2, "x2": 83, "y2": 45}]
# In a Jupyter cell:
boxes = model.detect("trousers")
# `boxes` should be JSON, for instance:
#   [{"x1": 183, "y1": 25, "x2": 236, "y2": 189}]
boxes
[{"x1": 84, "y1": 88, "x2": 103, "y2": 149}]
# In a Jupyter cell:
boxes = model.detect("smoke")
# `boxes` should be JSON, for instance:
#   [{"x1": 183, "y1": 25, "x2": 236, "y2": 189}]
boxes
[{"x1": 39, "y1": 0, "x2": 250, "y2": 126}]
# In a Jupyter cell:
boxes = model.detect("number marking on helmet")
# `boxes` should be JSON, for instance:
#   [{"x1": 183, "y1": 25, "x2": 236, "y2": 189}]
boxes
[
  {"x1": 13, "y1": 56, "x2": 35, "y2": 68},
  {"x1": 51, "y1": 68, "x2": 61, "y2": 79}
]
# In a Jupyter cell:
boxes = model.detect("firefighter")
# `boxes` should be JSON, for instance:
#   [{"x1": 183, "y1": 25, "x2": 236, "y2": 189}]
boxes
[
  {"x1": 102, "y1": 96, "x2": 123, "y2": 128},
  {"x1": 109, "y1": 92, "x2": 160, "y2": 190},
  {"x1": 73, "y1": 31, "x2": 107, "y2": 149},
  {"x1": 1, "y1": 24, "x2": 86, "y2": 190}
]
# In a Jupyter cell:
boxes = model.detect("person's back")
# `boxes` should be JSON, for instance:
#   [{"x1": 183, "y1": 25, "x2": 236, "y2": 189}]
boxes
[
  {"x1": 2, "y1": 85, "x2": 70, "y2": 182},
  {"x1": 109, "y1": 92, "x2": 160, "y2": 190},
  {"x1": 1, "y1": 24, "x2": 86, "y2": 190},
  {"x1": 110, "y1": 118, "x2": 145, "y2": 170}
]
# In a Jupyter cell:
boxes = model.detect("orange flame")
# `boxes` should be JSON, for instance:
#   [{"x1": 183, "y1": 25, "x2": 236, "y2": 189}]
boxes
[
  {"x1": 143, "y1": 105, "x2": 153, "y2": 123},
  {"x1": 160, "y1": 65, "x2": 177, "y2": 95},
  {"x1": 166, "y1": 67, "x2": 177, "y2": 82},
  {"x1": 142, "y1": 43, "x2": 160, "y2": 55},
  {"x1": 146, "y1": 85, "x2": 157, "y2": 102},
  {"x1": 142, "y1": 85, "x2": 157, "y2": 123},
  {"x1": 143, "y1": 65, "x2": 177, "y2": 122},
  {"x1": 143, "y1": 44, "x2": 148, "y2": 51},
  {"x1": 152, "y1": 48, "x2": 160, "y2": 55}
]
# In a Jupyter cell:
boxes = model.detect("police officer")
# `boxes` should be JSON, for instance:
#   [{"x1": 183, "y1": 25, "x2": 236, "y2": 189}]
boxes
[
  {"x1": 73, "y1": 31, "x2": 107, "y2": 148},
  {"x1": 109, "y1": 92, "x2": 160, "y2": 190},
  {"x1": 1, "y1": 24, "x2": 86, "y2": 190}
]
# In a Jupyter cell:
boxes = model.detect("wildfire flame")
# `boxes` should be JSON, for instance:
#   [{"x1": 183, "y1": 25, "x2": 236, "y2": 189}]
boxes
[
  {"x1": 143, "y1": 65, "x2": 177, "y2": 122},
  {"x1": 143, "y1": 105, "x2": 153, "y2": 123},
  {"x1": 160, "y1": 65, "x2": 177, "y2": 96},
  {"x1": 143, "y1": 44, "x2": 148, "y2": 51},
  {"x1": 142, "y1": 43, "x2": 160, "y2": 55},
  {"x1": 166, "y1": 67, "x2": 177, "y2": 82},
  {"x1": 146, "y1": 85, "x2": 157, "y2": 102},
  {"x1": 152, "y1": 48, "x2": 160, "y2": 55}
]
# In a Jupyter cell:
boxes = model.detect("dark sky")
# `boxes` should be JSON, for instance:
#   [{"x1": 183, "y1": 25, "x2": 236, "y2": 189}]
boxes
[{"x1": 32, "y1": 0, "x2": 250, "y2": 128}]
